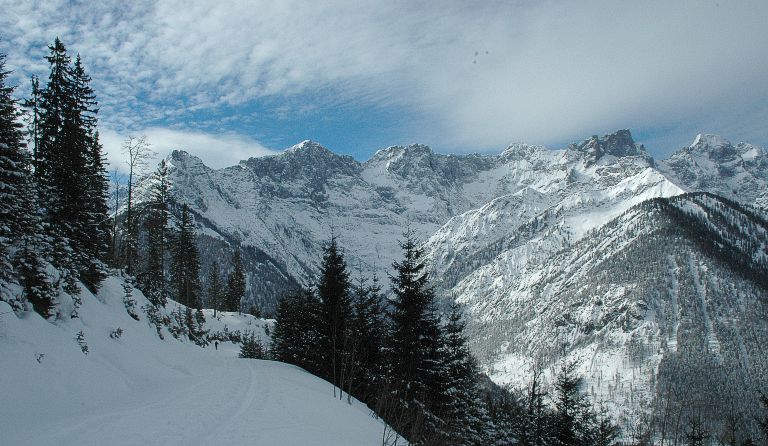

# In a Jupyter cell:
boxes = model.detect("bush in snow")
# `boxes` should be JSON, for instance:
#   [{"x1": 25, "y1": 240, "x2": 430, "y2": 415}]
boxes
[
  {"x1": 142, "y1": 304, "x2": 165, "y2": 339},
  {"x1": 239, "y1": 331, "x2": 265, "y2": 359},
  {"x1": 110, "y1": 327, "x2": 123, "y2": 339},
  {"x1": 76, "y1": 330, "x2": 89, "y2": 354},
  {"x1": 122, "y1": 280, "x2": 139, "y2": 321}
]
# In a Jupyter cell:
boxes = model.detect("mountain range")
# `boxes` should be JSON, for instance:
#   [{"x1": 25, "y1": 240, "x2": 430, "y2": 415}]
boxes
[{"x1": 134, "y1": 129, "x2": 768, "y2": 434}]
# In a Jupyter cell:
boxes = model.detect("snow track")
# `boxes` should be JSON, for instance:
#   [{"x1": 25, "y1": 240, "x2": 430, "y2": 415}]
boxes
[{"x1": 0, "y1": 278, "x2": 386, "y2": 446}]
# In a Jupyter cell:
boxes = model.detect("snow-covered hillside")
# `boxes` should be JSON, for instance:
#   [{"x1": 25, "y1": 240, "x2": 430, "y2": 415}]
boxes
[
  {"x1": 0, "y1": 276, "x2": 390, "y2": 446},
  {"x1": 461, "y1": 193, "x2": 768, "y2": 432}
]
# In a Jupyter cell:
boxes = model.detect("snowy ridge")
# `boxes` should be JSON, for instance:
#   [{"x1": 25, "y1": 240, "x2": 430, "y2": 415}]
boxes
[
  {"x1": 459, "y1": 193, "x2": 768, "y2": 430},
  {"x1": 133, "y1": 129, "x2": 707, "y2": 313}
]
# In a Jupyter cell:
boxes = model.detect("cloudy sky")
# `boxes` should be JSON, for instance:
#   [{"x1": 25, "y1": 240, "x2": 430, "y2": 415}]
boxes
[{"x1": 1, "y1": 0, "x2": 767, "y2": 168}]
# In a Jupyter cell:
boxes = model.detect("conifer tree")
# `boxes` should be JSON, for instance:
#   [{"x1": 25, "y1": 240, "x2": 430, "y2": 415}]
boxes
[
  {"x1": 350, "y1": 274, "x2": 387, "y2": 404},
  {"x1": 387, "y1": 231, "x2": 448, "y2": 443},
  {"x1": 239, "y1": 331, "x2": 265, "y2": 359},
  {"x1": 142, "y1": 159, "x2": 170, "y2": 306},
  {"x1": 0, "y1": 51, "x2": 55, "y2": 314},
  {"x1": 72, "y1": 55, "x2": 108, "y2": 290},
  {"x1": 21, "y1": 75, "x2": 41, "y2": 162},
  {"x1": 206, "y1": 260, "x2": 224, "y2": 315},
  {"x1": 40, "y1": 40, "x2": 93, "y2": 283},
  {"x1": 520, "y1": 364, "x2": 550, "y2": 446},
  {"x1": 33, "y1": 38, "x2": 108, "y2": 292},
  {"x1": 440, "y1": 302, "x2": 488, "y2": 445},
  {"x1": 553, "y1": 360, "x2": 583, "y2": 446},
  {"x1": 225, "y1": 249, "x2": 245, "y2": 312},
  {"x1": 171, "y1": 204, "x2": 201, "y2": 308},
  {"x1": 36, "y1": 38, "x2": 71, "y2": 189},
  {"x1": 0, "y1": 51, "x2": 27, "y2": 279},
  {"x1": 270, "y1": 289, "x2": 322, "y2": 372},
  {"x1": 317, "y1": 237, "x2": 353, "y2": 392}
]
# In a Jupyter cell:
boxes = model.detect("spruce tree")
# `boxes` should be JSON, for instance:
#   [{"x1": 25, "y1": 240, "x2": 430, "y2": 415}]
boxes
[
  {"x1": 270, "y1": 289, "x2": 322, "y2": 372},
  {"x1": 387, "y1": 231, "x2": 448, "y2": 443},
  {"x1": 170, "y1": 204, "x2": 201, "y2": 308},
  {"x1": 21, "y1": 75, "x2": 41, "y2": 162},
  {"x1": 520, "y1": 365, "x2": 550, "y2": 446},
  {"x1": 33, "y1": 38, "x2": 107, "y2": 292},
  {"x1": 73, "y1": 54, "x2": 109, "y2": 290},
  {"x1": 39, "y1": 40, "x2": 91, "y2": 281},
  {"x1": 317, "y1": 237, "x2": 353, "y2": 392},
  {"x1": 0, "y1": 51, "x2": 27, "y2": 279},
  {"x1": 440, "y1": 302, "x2": 488, "y2": 445},
  {"x1": 0, "y1": 51, "x2": 55, "y2": 314},
  {"x1": 239, "y1": 331, "x2": 265, "y2": 359},
  {"x1": 206, "y1": 260, "x2": 224, "y2": 315},
  {"x1": 553, "y1": 360, "x2": 583, "y2": 446},
  {"x1": 225, "y1": 249, "x2": 245, "y2": 312},
  {"x1": 142, "y1": 159, "x2": 170, "y2": 306},
  {"x1": 350, "y1": 274, "x2": 387, "y2": 404}
]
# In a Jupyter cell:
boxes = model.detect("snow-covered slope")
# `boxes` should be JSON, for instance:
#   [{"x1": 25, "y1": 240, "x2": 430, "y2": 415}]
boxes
[
  {"x1": 425, "y1": 131, "x2": 683, "y2": 295},
  {"x1": 460, "y1": 193, "x2": 768, "y2": 434},
  {"x1": 658, "y1": 134, "x2": 768, "y2": 209},
  {"x1": 0, "y1": 276, "x2": 389, "y2": 446}
]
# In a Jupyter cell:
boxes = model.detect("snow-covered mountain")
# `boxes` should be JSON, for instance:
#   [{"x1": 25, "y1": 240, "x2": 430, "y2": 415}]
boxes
[
  {"x1": 134, "y1": 129, "x2": 768, "y2": 434},
  {"x1": 153, "y1": 130, "x2": 704, "y2": 311},
  {"x1": 459, "y1": 192, "x2": 768, "y2": 433},
  {"x1": 658, "y1": 134, "x2": 768, "y2": 209}
]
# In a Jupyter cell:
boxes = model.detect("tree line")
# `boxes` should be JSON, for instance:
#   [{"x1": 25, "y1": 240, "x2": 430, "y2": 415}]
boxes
[
  {"x1": 0, "y1": 39, "x2": 247, "y2": 330},
  {"x1": 269, "y1": 233, "x2": 628, "y2": 445}
]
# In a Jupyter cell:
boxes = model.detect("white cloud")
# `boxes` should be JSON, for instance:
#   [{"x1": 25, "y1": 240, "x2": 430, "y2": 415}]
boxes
[
  {"x1": 1, "y1": 0, "x2": 767, "y2": 155},
  {"x1": 99, "y1": 127, "x2": 276, "y2": 172}
]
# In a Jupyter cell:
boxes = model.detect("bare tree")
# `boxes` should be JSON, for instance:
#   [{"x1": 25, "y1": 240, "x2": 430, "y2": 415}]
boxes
[
  {"x1": 110, "y1": 167, "x2": 122, "y2": 265},
  {"x1": 121, "y1": 135, "x2": 155, "y2": 274}
]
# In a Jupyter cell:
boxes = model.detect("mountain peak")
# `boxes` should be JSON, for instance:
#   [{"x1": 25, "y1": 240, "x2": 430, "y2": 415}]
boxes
[
  {"x1": 285, "y1": 140, "x2": 333, "y2": 155},
  {"x1": 367, "y1": 144, "x2": 434, "y2": 165},
  {"x1": 569, "y1": 129, "x2": 648, "y2": 166},
  {"x1": 170, "y1": 149, "x2": 206, "y2": 169},
  {"x1": 688, "y1": 133, "x2": 737, "y2": 160},
  {"x1": 690, "y1": 133, "x2": 731, "y2": 150}
]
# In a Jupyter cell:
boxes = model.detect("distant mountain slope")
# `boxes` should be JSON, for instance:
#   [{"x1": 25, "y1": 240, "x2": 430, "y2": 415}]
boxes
[
  {"x1": 658, "y1": 134, "x2": 768, "y2": 209},
  {"x1": 146, "y1": 130, "x2": 697, "y2": 313},
  {"x1": 459, "y1": 193, "x2": 768, "y2": 436},
  {"x1": 0, "y1": 276, "x2": 388, "y2": 446}
]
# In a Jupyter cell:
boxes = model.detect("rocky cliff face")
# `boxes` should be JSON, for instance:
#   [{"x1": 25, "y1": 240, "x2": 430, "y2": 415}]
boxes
[{"x1": 658, "y1": 134, "x2": 768, "y2": 209}]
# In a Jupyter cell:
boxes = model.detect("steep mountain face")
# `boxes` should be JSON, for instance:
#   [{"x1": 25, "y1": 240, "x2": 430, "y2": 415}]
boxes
[
  {"x1": 135, "y1": 129, "x2": 768, "y2": 436},
  {"x1": 459, "y1": 193, "x2": 768, "y2": 437},
  {"x1": 658, "y1": 134, "x2": 768, "y2": 209},
  {"x1": 150, "y1": 131, "x2": 690, "y2": 314}
]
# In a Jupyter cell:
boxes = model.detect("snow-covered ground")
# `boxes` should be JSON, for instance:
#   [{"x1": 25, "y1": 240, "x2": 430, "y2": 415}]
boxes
[{"x1": 0, "y1": 276, "x2": 389, "y2": 445}]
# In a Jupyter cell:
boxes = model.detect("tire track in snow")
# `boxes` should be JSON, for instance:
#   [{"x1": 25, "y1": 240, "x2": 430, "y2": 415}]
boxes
[{"x1": 201, "y1": 359, "x2": 262, "y2": 445}]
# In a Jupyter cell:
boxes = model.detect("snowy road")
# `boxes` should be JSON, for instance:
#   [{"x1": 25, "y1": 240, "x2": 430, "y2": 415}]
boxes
[
  {"x1": 0, "y1": 285, "x2": 387, "y2": 446},
  {"x1": 6, "y1": 355, "x2": 386, "y2": 446}
]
